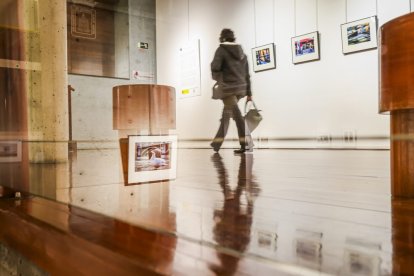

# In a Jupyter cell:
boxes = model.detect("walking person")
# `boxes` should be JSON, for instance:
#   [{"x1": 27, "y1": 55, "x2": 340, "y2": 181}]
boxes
[{"x1": 210, "y1": 28, "x2": 253, "y2": 154}]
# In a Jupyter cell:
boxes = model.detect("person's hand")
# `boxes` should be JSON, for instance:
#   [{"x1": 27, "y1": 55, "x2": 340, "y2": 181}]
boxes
[{"x1": 246, "y1": 96, "x2": 252, "y2": 102}]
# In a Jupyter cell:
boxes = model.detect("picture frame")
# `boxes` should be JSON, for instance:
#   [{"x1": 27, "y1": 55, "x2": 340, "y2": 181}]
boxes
[
  {"x1": 341, "y1": 16, "x2": 378, "y2": 54},
  {"x1": 70, "y1": 5, "x2": 97, "y2": 39},
  {"x1": 0, "y1": 141, "x2": 22, "y2": 163},
  {"x1": 127, "y1": 135, "x2": 177, "y2": 184},
  {"x1": 291, "y1": 31, "x2": 320, "y2": 64},
  {"x1": 251, "y1": 43, "x2": 276, "y2": 72},
  {"x1": 294, "y1": 229, "x2": 323, "y2": 263},
  {"x1": 254, "y1": 229, "x2": 278, "y2": 251}
]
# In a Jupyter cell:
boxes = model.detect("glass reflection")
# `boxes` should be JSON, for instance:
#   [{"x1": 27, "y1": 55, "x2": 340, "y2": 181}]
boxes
[
  {"x1": 209, "y1": 153, "x2": 261, "y2": 275},
  {"x1": 67, "y1": 0, "x2": 130, "y2": 79}
]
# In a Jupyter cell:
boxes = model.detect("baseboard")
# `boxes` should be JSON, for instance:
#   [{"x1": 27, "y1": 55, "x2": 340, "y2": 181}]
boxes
[
  {"x1": 74, "y1": 136, "x2": 390, "y2": 150},
  {"x1": 178, "y1": 136, "x2": 390, "y2": 150}
]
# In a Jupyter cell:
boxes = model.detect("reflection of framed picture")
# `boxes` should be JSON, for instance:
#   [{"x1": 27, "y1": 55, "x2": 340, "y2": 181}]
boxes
[
  {"x1": 295, "y1": 238, "x2": 322, "y2": 261},
  {"x1": 70, "y1": 5, "x2": 96, "y2": 39},
  {"x1": 294, "y1": 229, "x2": 322, "y2": 263},
  {"x1": 0, "y1": 141, "x2": 22, "y2": 163},
  {"x1": 251, "y1": 43, "x2": 276, "y2": 72},
  {"x1": 255, "y1": 230, "x2": 278, "y2": 251},
  {"x1": 128, "y1": 135, "x2": 177, "y2": 184},
  {"x1": 291, "y1": 31, "x2": 320, "y2": 64},
  {"x1": 343, "y1": 249, "x2": 380, "y2": 275},
  {"x1": 341, "y1": 16, "x2": 378, "y2": 54}
]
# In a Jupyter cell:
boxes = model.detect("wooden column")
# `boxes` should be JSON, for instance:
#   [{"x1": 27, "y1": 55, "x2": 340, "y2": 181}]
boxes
[
  {"x1": 379, "y1": 12, "x2": 414, "y2": 198},
  {"x1": 28, "y1": 0, "x2": 69, "y2": 163},
  {"x1": 0, "y1": 0, "x2": 30, "y2": 192}
]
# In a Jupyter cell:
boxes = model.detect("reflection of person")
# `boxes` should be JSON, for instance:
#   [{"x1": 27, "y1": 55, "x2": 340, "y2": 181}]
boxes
[
  {"x1": 210, "y1": 29, "x2": 254, "y2": 154},
  {"x1": 209, "y1": 153, "x2": 260, "y2": 275}
]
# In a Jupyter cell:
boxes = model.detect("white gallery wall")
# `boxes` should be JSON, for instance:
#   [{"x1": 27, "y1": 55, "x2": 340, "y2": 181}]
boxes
[{"x1": 156, "y1": 0, "x2": 412, "y2": 148}]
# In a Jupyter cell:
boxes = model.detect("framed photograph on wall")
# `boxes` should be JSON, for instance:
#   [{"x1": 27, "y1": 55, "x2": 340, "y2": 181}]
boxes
[
  {"x1": 291, "y1": 31, "x2": 320, "y2": 64},
  {"x1": 128, "y1": 135, "x2": 177, "y2": 184},
  {"x1": 0, "y1": 141, "x2": 22, "y2": 163},
  {"x1": 341, "y1": 16, "x2": 378, "y2": 54},
  {"x1": 251, "y1": 43, "x2": 276, "y2": 72}
]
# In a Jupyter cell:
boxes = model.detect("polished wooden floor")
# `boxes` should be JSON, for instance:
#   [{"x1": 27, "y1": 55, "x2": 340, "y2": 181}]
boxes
[{"x1": 1, "y1": 148, "x2": 414, "y2": 275}]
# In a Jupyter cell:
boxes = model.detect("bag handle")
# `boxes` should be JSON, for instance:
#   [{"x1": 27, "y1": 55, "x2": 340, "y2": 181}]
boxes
[{"x1": 244, "y1": 100, "x2": 260, "y2": 113}]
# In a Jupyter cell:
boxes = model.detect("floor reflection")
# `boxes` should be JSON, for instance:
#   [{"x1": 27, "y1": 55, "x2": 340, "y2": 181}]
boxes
[
  {"x1": 392, "y1": 198, "x2": 414, "y2": 276},
  {"x1": 2, "y1": 147, "x2": 409, "y2": 274},
  {"x1": 210, "y1": 153, "x2": 261, "y2": 275}
]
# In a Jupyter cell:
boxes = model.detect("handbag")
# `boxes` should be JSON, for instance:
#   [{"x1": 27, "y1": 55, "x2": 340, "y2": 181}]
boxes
[
  {"x1": 212, "y1": 82, "x2": 223, "y2": 100},
  {"x1": 244, "y1": 100, "x2": 263, "y2": 132}
]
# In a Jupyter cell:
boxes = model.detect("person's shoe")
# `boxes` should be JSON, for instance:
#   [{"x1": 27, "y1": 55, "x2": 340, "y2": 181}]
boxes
[
  {"x1": 233, "y1": 148, "x2": 253, "y2": 154},
  {"x1": 210, "y1": 142, "x2": 220, "y2": 153},
  {"x1": 234, "y1": 148, "x2": 246, "y2": 154}
]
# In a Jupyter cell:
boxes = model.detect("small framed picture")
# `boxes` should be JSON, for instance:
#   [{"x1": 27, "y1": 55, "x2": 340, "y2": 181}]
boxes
[
  {"x1": 0, "y1": 141, "x2": 22, "y2": 163},
  {"x1": 291, "y1": 31, "x2": 320, "y2": 64},
  {"x1": 251, "y1": 43, "x2": 276, "y2": 72},
  {"x1": 341, "y1": 16, "x2": 378, "y2": 54},
  {"x1": 128, "y1": 135, "x2": 177, "y2": 184}
]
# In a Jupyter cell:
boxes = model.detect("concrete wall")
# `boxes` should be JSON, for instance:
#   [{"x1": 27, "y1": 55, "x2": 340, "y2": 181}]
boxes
[
  {"x1": 69, "y1": 0, "x2": 156, "y2": 149},
  {"x1": 156, "y1": 0, "x2": 412, "y2": 148}
]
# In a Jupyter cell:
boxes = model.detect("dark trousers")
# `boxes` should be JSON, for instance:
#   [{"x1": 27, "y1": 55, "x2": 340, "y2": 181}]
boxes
[{"x1": 211, "y1": 96, "x2": 253, "y2": 150}]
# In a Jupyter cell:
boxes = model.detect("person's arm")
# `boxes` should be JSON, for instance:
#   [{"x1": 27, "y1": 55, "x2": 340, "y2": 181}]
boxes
[
  {"x1": 244, "y1": 55, "x2": 252, "y2": 100},
  {"x1": 211, "y1": 47, "x2": 224, "y2": 83}
]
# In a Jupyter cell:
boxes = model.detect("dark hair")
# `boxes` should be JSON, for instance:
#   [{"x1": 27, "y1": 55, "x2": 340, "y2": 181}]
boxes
[{"x1": 219, "y1": 28, "x2": 235, "y2": 42}]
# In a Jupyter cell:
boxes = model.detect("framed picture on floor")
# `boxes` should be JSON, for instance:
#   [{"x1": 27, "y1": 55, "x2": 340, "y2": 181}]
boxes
[
  {"x1": 341, "y1": 16, "x2": 378, "y2": 54},
  {"x1": 0, "y1": 141, "x2": 22, "y2": 163},
  {"x1": 291, "y1": 31, "x2": 320, "y2": 64},
  {"x1": 251, "y1": 43, "x2": 276, "y2": 72},
  {"x1": 128, "y1": 135, "x2": 177, "y2": 184}
]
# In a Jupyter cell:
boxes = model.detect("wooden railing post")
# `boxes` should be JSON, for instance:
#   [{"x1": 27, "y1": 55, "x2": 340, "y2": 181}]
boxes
[{"x1": 68, "y1": 84, "x2": 76, "y2": 153}]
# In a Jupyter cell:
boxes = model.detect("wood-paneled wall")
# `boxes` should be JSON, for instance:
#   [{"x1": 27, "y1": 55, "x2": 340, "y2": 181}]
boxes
[{"x1": 67, "y1": 2, "x2": 116, "y2": 78}]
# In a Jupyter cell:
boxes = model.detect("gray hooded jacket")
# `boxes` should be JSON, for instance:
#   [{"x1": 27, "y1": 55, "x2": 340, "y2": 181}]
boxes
[{"x1": 211, "y1": 42, "x2": 251, "y2": 97}]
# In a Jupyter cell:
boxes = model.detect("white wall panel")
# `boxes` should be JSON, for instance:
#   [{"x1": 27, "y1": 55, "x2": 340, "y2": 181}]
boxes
[
  {"x1": 254, "y1": 0, "x2": 275, "y2": 46},
  {"x1": 377, "y1": 0, "x2": 410, "y2": 26},
  {"x1": 157, "y1": 0, "x2": 257, "y2": 139},
  {"x1": 156, "y1": 0, "x2": 187, "y2": 88},
  {"x1": 347, "y1": 0, "x2": 376, "y2": 22},
  {"x1": 295, "y1": 0, "x2": 318, "y2": 35},
  {"x1": 156, "y1": 0, "x2": 402, "y2": 145}
]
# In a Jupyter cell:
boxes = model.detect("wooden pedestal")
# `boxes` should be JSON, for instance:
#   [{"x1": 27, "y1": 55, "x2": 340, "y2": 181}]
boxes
[
  {"x1": 113, "y1": 84, "x2": 176, "y2": 132},
  {"x1": 112, "y1": 84, "x2": 176, "y2": 184},
  {"x1": 380, "y1": 12, "x2": 414, "y2": 198},
  {"x1": 390, "y1": 110, "x2": 414, "y2": 197}
]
